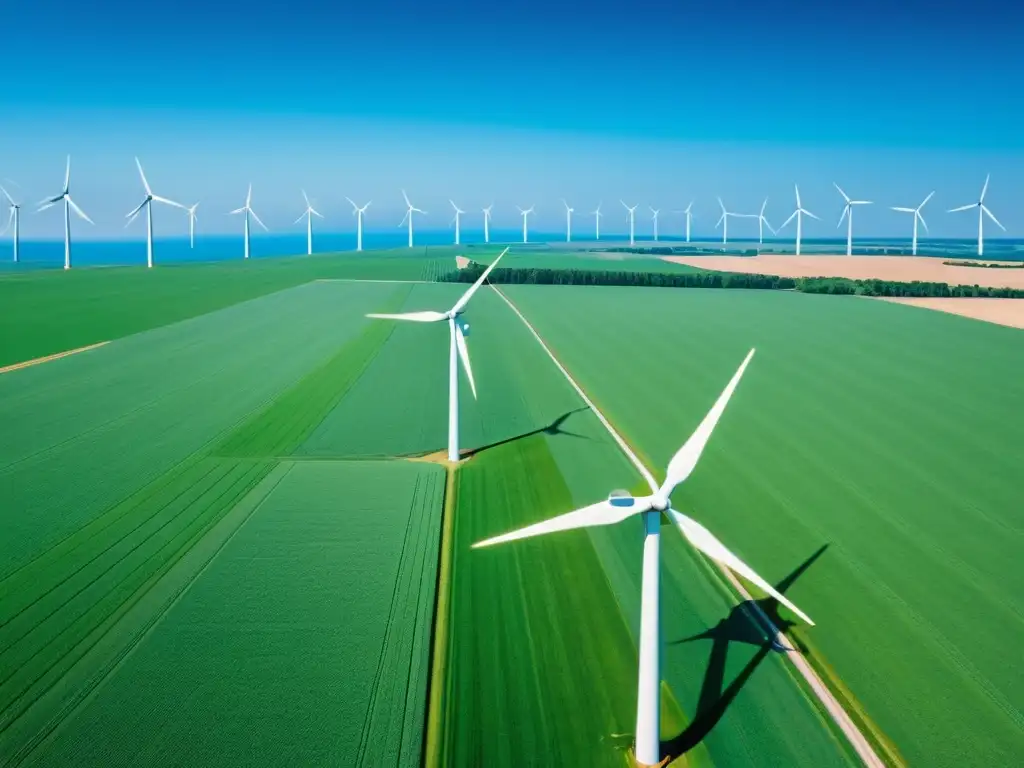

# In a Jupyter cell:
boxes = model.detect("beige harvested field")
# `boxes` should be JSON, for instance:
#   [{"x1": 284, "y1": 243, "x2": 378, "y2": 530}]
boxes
[
  {"x1": 455, "y1": 255, "x2": 470, "y2": 269},
  {"x1": 872, "y1": 297, "x2": 1024, "y2": 329},
  {"x1": 663, "y1": 255, "x2": 1024, "y2": 289}
]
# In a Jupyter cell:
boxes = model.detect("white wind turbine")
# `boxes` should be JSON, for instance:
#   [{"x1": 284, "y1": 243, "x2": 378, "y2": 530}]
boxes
[
  {"x1": 835, "y1": 183, "x2": 872, "y2": 256},
  {"x1": 473, "y1": 349, "x2": 815, "y2": 768},
  {"x1": 674, "y1": 201, "x2": 694, "y2": 243},
  {"x1": 948, "y1": 174, "x2": 1005, "y2": 257},
  {"x1": 37, "y1": 156, "x2": 93, "y2": 270},
  {"x1": 229, "y1": 184, "x2": 269, "y2": 260},
  {"x1": 367, "y1": 247, "x2": 509, "y2": 462},
  {"x1": 186, "y1": 203, "x2": 199, "y2": 249},
  {"x1": 778, "y1": 185, "x2": 819, "y2": 255},
  {"x1": 755, "y1": 198, "x2": 777, "y2": 245},
  {"x1": 517, "y1": 205, "x2": 535, "y2": 243},
  {"x1": 294, "y1": 190, "x2": 324, "y2": 255},
  {"x1": 400, "y1": 190, "x2": 426, "y2": 248},
  {"x1": 622, "y1": 201, "x2": 638, "y2": 245},
  {"x1": 891, "y1": 192, "x2": 934, "y2": 256},
  {"x1": 347, "y1": 197, "x2": 371, "y2": 251},
  {"x1": 649, "y1": 207, "x2": 661, "y2": 241},
  {"x1": 450, "y1": 200, "x2": 465, "y2": 245},
  {"x1": 562, "y1": 199, "x2": 574, "y2": 242},
  {"x1": 126, "y1": 157, "x2": 185, "y2": 268},
  {"x1": 0, "y1": 184, "x2": 21, "y2": 263},
  {"x1": 592, "y1": 202, "x2": 603, "y2": 240},
  {"x1": 715, "y1": 198, "x2": 745, "y2": 246},
  {"x1": 482, "y1": 204, "x2": 493, "y2": 243}
]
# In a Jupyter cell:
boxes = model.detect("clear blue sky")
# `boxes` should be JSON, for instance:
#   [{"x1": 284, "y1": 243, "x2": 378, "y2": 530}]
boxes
[{"x1": 4, "y1": 0, "x2": 1023, "y2": 239}]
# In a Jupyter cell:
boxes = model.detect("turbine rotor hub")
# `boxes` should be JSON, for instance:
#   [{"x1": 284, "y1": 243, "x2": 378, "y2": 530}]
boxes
[{"x1": 650, "y1": 495, "x2": 669, "y2": 511}]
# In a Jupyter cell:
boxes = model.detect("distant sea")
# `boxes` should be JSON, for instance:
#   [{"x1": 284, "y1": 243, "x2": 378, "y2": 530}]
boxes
[{"x1": 1, "y1": 230, "x2": 1022, "y2": 270}]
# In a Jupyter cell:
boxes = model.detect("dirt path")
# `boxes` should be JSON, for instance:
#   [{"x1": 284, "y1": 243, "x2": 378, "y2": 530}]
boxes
[
  {"x1": 490, "y1": 284, "x2": 887, "y2": 768},
  {"x1": 872, "y1": 297, "x2": 1024, "y2": 330},
  {"x1": 0, "y1": 341, "x2": 109, "y2": 375}
]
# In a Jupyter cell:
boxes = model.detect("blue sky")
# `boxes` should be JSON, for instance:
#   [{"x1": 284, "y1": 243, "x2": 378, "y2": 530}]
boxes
[{"x1": 4, "y1": 0, "x2": 1023, "y2": 240}]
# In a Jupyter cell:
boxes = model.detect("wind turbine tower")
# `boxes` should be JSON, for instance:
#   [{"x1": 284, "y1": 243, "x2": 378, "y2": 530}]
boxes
[
  {"x1": 891, "y1": 192, "x2": 934, "y2": 256},
  {"x1": 649, "y1": 207, "x2": 661, "y2": 241},
  {"x1": 186, "y1": 203, "x2": 199, "y2": 249},
  {"x1": 621, "y1": 201, "x2": 638, "y2": 245},
  {"x1": 295, "y1": 190, "x2": 324, "y2": 255},
  {"x1": 347, "y1": 197, "x2": 371, "y2": 251},
  {"x1": 38, "y1": 156, "x2": 93, "y2": 270},
  {"x1": 948, "y1": 174, "x2": 1005, "y2": 257},
  {"x1": 517, "y1": 205, "x2": 535, "y2": 243},
  {"x1": 675, "y1": 201, "x2": 694, "y2": 243},
  {"x1": 229, "y1": 184, "x2": 269, "y2": 260},
  {"x1": 126, "y1": 157, "x2": 185, "y2": 268},
  {"x1": 0, "y1": 185, "x2": 21, "y2": 263},
  {"x1": 778, "y1": 185, "x2": 819, "y2": 255},
  {"x1": 482, "y1": 204, "x2": 493, "y2": 243},
  {"x1": 400, "y1": 190, "x2": 426, "y2": 248},
  {"x1": 592, "y1": 203, "x2": 603, "y2": 240},
  {"x1": 562, "y1": 199, "x2": 574, "y2": 242},
  {"x1": 756, "y1": 198, "x2": 776, "y2": 245},
  {"x1": 450, "y1": 200, "x2": 465, "y2": 245},
  {"x1": 835, "y1": 183, "x2": 873, "y2": 256},
  {"x1": 473, "y1": 349, "x2": 815, "y2": 768}
]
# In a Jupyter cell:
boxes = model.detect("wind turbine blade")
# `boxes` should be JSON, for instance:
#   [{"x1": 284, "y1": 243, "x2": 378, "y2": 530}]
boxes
[
  {"x1": 765, "y1": 220, "x2": 777, "y2": 235},
  {"x1": 0, "y1": 184, "x2": 14, "y2": 206},
  {"x1": 311, "y1": 207, "x2": 324, "y2": 219},
  {"x1": 0, "y1": 209, "x2": 13, "y2": 235},
  {"x1": 760, "y1": 198, "x2": 768, "y2": 216},
  {"x1": 669, "y1": 509, "x2": 814, "y2": 625},
  {"x1": 891, "y1": 207, "x2": 915, "y2": 213},
  {"x1": 833, "y1": 182, "x2": 850, "y2": 202},
  {"x1": 451, "y1": 246, "x2": 509, "y2": 314},
  {"x1": 135, "y1": 157, "x2": 152, "y2": 195},
  {"x1": 126, "y1": 200, "x2": 147, "y2": 219},
  {"x1": 473, "y1": 499, "x2": 651, "y2": 548},
  {"x1": 919, "y1": 191, "x2": 935, "y2": 209},
  {"x1": 717, "y1": 197, "x2": 726, "y2": 213},
  {"x1": 804, "y1": 209, "x2": 821, "y2": 221},
  {"x1": 366, "y1": 310, "x2": 448, "y2": 323},
  {"x1": 794, "y1": 184, "x2": 802, "y2": 208},
  {"x1": 659, "y1": 348, "x2": 756, "y2": 497},
  {"x1": 152, "y1": 195, "x2": 185, "y2": 209},
  {"x1": 837, "y1": 207, "x2": 848, "y2": 228},
  {"x1": 780, "y1": 210, "x2": 797, "y2": 230},
  {"x1": 454, "y1": 322, "x2": 477, "y2": 399},
  {"x1": 125, "y1": 212, "x2": 141, "y2": 228},
  {"x1": 947, "y1": 204, "x2": 974, "y2": 213},
  {"x1": 246, "y1": 184, "x2": 252, "y2": 207},
  {"x1": 229, "y1": 207, "x2": 246, "y2": 215},
  {"x1": 67, "y1": 197, "x2": 93, "y2": 224},
  {"x1": 980, "y1": 173, "x2": 990, "y2": 202},
  {"x1": 249, "y1": 208, "x2": 269, "y2": 231},
  {"x1": 982, "y1": 205, "x2": 1006, "y2": 231},
  {"x1": 346, "y1": 196, "x2": 357, "y2": 211},
  {"x1": 294, "y1": 212, "x2": 306, "y2": 225},
  {"x1": 63, "y1": 156, "x2": 71, "y2": 193},
  {"x1": 715, "y1": 214, "x2": 724, "y2": 228},
  {"x1": 303, "y1": 189, "x2": 311, "y2": 207},
  {"x1": 402, "y1": 189, "x2": 412, "y2": 207},
  {"x1": 917, "y1": 211, "x2": 929, "y2": 233},
  {"x1": 37, "y1": 201, "x2": 59, "y2": 212},
  {"x1": 399, "y1": 210, "x2": 410, "y2": 227}
]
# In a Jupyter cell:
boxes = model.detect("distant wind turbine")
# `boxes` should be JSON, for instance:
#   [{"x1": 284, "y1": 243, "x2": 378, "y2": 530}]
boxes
[
  {"x1": 517, "y1": 205, "x2": 535, "y2": 243},
  {"x1": 562, "y1": 199, "x2": 574, "y2": 242},
  {"x1": 948, "y1": 174, "x2": 1004, "y2": 257},
  {"x1": 186, "y1": 203, "x2": 199, "y2": 249},
  {"x1": 673, "y1": 202, "x2": 694, "y2": 243},
  {"x1": 37, "y1": 156, "x2": 93, "y2": 270},
  {"x1": 294, "y1": 190, "x2": 324, "y2": 255},
  {"x1": 621, "y1": 201, "x2": 638, "y2": 245},
  {"x1": 756, "y1": 198, "x2": 776, "y2": 245},
  {"x1": 126, "y1": 157, "x2": 185, "y2": 268},
  {"x1": 400, "y1": 190, "x2": 426, "y2": 248},
  {"x1": 0, "y1": 184, "x2": 21, "y2": 263},
  {"x1": 891, "y1": 192, "x2": 934, "y2": 256},
  {"x1": 778, "y1": 185, "x2": 819, "y2": 255},
  {"x1": 367, "y1": 247, "x2": 509, "y2": 462},
  {"x1": 450, "y1": 200, "x2": 465, "y2": 245},
  {"x1": 649, "y1": 206, "x2": 661, "y2": 241},
  {"x1": 473, "y1": 348, "x2": 815, "y2": 768},
  {"x1": 592, "y1": 202, "x2": 603, "y2": 240},
  {"x1": 229, "y1": 184, "x2": 269, "y2": 260},
  {"x1": 835, "y1": 183, "x2": 872, "y2": 256},
  {"x1": 715, "y1": 198, "x2": 745, "y2": 246},
  {"x1": 482, "y1": 204, "x2": 493, "y2": 243},
  {"x1": 347, "y1": 197, "x2": 371, "y2": 251}
]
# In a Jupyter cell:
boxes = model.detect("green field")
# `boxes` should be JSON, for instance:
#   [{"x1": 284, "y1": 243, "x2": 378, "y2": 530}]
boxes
[
  {"x1": 462, "y1": 246, "x2": 704, "y2": 273},
  {"x1": 503, "y1": 284, "x2": 1024, "y2": 767}
]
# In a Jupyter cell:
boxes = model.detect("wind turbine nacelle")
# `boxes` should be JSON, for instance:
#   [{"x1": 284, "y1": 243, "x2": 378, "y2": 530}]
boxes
[{"x1": 608, "y1": 489, "x2": 635, "y2": 508}]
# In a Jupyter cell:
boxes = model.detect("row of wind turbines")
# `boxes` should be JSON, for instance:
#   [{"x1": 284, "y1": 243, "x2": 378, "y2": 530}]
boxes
[
  {"x1": 368, "y1": 248, "x2": 816, "y2": 767},
  {"x1": 1, "y1": 159, "x2": 1008, "y2": 269}
]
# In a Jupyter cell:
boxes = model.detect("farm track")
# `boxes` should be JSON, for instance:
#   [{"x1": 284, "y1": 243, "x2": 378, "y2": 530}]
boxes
[
  {"x1": 0, "y1": 343, "x2": 109, "y2": 376},
  {"x1": 489, "y1": 284, "x2": 887, "y2": 768}
]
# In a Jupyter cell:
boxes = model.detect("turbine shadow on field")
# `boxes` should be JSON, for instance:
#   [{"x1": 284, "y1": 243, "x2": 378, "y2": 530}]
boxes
[
  {"x1": 661, "y1": 544, "x2": 829, "y2": 760},
  {"x1": 461, "y1": 406, "x2": 593, "y2": 458}
]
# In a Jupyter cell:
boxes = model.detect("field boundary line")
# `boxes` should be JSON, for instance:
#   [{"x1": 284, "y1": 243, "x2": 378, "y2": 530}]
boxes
[
  {"x1": 314, "y1": 278, "x2": 434, "y2": 284},
  {"x1": 0, "y1": 342, "x2": 109, "y2": 375},
  {"x1": 490, "y1": 284, "x2": 886, "y2": 768}
]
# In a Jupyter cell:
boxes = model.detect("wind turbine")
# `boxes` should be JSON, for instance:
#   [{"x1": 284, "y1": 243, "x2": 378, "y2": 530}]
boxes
[
  {"x1": 674, "y1": 201, "x2": 694, "y2": 243},
  {"x1": 294, "y1": 190, "x2": 323, "y2": 255},
  {"x1": 649, "y1": 207, "x2": 661, "y2": 242},
  {"x1": 400, "y1": 190, "x2": 426, "y2": 248},
  {"x1": 37, "y1": 156, "x2": 93, "y2": 270},
  {"x1": 0, "y1": 184, "x2": 21, "y2": 263},
  {"x1": 778, "y1": 185, "x2": 819, "y2": 255},
  {"x1": 450, "y1": 200, "x2": 465, "y2": 245},
  {"x1": 186, "y1": 203, "x2": 199, "y2": 249},
  {"x1": 229, "y1": 184, "x2": 268, "y2": 260},
  {"x1": 125, "y1": 157, "x2": 185, "y2": 268},
  {"x1": 366, "y1": 247, "x2": 509, "y2": 462},
  {"x1": 755, "y1": 198, "x2": 776, "y2": 245},
  {"x1": 948, "y1": 174, "x2": 1005, "y2": 257},
  {"x1": 891, "y1": 192, "x2": 934, "y2": 256},
  {"x1": 835, "y1": 183, "x2": 872, "y2": 256},
  {"x1": 592, "y1": 202, "x2": 603, "y2": 240},
  {"x1": 473, "y1": 348, "x2": 815, "y2": 768},
  {"x1": 715, "y1": 198, "x2": 742, "y2": 246},
  {"x1": 347, "y1": 197, "x2": 371, "y2": 251},
  {"x1": 482, "y1": 204, "x2": 493, "y2": 243},
  {"x1": 622, "y1": 201, "x2": 638, "y2": 245},
  {"x1": 517, "y1": 205, "x2": 535, "y2": 243},
  {"x1": 562, "y1": 199, "x2": 574, "y2": 242}
]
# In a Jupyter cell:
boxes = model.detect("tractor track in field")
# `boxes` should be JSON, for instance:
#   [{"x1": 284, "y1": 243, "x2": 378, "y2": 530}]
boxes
[
  {"x1": 0, "y1": 342, "x2": 109, "y2": 376},
  {"x1": 489, "y1": 283, "x2": 887, "y2": 768}
]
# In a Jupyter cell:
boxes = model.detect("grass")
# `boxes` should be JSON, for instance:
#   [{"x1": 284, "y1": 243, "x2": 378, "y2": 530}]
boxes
[{"x1": 503, "y1": 283, "x2": 1024, "y2": 768}]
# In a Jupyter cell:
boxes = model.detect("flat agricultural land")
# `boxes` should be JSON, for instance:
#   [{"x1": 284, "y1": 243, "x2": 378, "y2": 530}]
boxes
[
  {"x1": 504, "y1": 284, "x2": 1024, "y2": 768},
  {"x1": 664, "y1": 254, "x2": 1024, "y2": 289},
  {"x1": 872, "y1": 296, "x2": 1024, "y2": 329}
]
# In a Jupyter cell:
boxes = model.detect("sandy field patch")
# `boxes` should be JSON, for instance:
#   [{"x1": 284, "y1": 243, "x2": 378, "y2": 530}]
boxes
[
  {"x1": 0, "y1": 341, "x2": 110, "y2": 375},
  {"x1": 872, "y1": 297, "x2": 1024, "y2": 330},
  {"x1": 663, "y1": 255, "x2": 1024, "y2": 289},
  {"x1": 455, "y1": 255, "x2": 470, "y2": 269}
]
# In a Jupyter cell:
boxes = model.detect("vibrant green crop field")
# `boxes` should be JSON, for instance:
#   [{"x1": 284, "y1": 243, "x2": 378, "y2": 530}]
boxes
[
  {"x1": 24, "y1": 460, "x2": 446, "y2": 767},
  {"x1": 503, "y1": 284, "x2": 1024, "y2": 767}
]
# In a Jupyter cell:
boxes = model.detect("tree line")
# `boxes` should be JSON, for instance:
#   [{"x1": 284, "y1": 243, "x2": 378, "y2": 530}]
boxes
[{"x1": 943, "y1": 260, "x2": 1024, "y2": 269}]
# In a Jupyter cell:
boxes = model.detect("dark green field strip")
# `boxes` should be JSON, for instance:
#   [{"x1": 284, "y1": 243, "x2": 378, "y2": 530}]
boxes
[
  {"x1": 27, "y1": 461, "x2": 445, "y2": 768},
  {"x1": 466, "y1": 250, "x2": 706, "y2": 273},
  {"x1": 504, "y1": 284, "x2": 1024, "y2": 767},
  {"x1": 0, "y1": 249, "x2": 452, "y2": 368}
]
